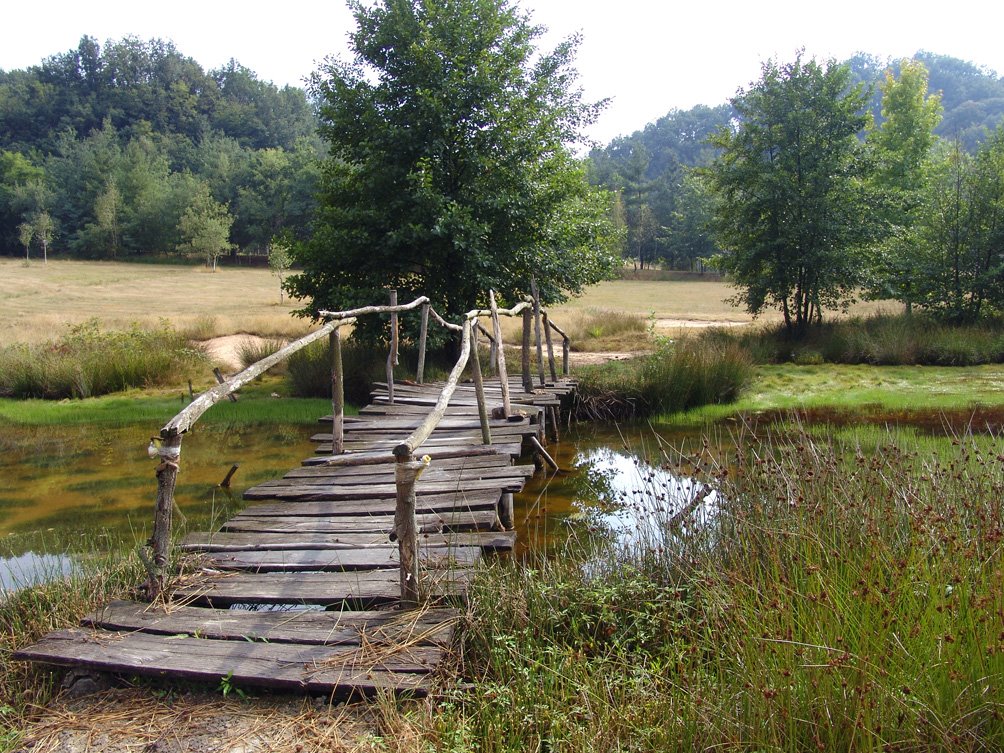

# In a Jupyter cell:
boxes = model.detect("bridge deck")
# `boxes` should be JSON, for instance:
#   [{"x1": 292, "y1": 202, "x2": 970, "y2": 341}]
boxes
[{"x1": 15, "y1": 376, "x2": 573, "y2": 698}]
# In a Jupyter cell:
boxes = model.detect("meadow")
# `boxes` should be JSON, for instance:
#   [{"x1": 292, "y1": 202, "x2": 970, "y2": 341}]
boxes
[{"x1": 4, "y1": 260, "x2": 1004, "y2": 751}]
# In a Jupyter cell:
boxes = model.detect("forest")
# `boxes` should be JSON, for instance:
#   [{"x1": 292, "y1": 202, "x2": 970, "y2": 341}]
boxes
[
  {"x1": 588, "y1": 51, "x2": 1004, "y2": 274},
  {"x1": 3, "y1": 36, "x2": 1004, "y2": 298},
  {"x1": 0, "y1": 36, "x2": 321, "y2": 263}
]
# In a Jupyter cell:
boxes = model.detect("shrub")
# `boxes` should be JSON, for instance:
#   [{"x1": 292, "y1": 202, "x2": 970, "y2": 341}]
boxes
[
  {"x1": 575, "y1": 338, "x2": 753, "y2": 420},
  {"x1": 0, "y1": 320, "x2": 208, "y2": 399}
]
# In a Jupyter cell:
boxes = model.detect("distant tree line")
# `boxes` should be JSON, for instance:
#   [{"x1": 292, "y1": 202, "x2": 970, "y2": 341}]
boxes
[
  {"x1": 0, "y1": 36, "x2": 321, "y2": 262},
  {"x1": 588, "y1": 51, "x2": 1004, "y2": 278}
]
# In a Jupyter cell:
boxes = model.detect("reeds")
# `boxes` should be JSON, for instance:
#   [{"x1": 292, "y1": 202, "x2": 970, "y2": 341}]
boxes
[
  {"x1": 575, "y1": 338, "x2": 754, "y2": 420},
  {"x1": 419, "y1": 425, "x2": 1004, "y2": 751},
  {"x1": 0, "y1": 320, "x2": 209, "y2": 399}
]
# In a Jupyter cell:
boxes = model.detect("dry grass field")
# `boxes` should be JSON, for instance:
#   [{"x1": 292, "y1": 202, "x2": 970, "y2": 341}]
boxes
[{"x1": 0, "y1": 258, "x2": 898, "y2": 348}]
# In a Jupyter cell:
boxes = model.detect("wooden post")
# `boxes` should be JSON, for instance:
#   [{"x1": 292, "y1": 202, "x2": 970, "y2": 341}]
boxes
[
  {"x1": 530, "y1": 435, "x2": 559, "y2": 471},
  {"x1": 489, "y1": 291, "x2": 511, "y2": 417},
  {"x1": 498, "y1": 492, "x2": 514, "y2": 531},
  {"x1": 542, "y1": 311, "x2": 557, "y2": 382},
  {"x1": 562, "y1": 336, "x2": 570, "y2": 377},
  {"x1": 521, "y1": 307, "x2": 533, "y2": 394},
  {"x1": 213, "y1": 368, "x2": 238, "y2": 403},
  {"x1": 395, "y1": 454, "x2": 429, "y2": 607},
  {"x1": 470, "y1": 324, "x2": 492, "y2": 446},
  {"x1": 549, "y1": 404, "x2": 560, "y2": 443},
  {"x1": 149, "y1": 429, "x2": 183, "y2": 600},
  {"x1": 386, "y1": 289, "x2": 398, "y2": 404},
  {"x1": 531, "y1": 278, "x2": 545, "y2": 387},
  {"x1": 330, "y1": 326, "x2": 345, "y2": 455},
  {"x1": 416, "y1": 302, "x2": 430, "y2": 384}
]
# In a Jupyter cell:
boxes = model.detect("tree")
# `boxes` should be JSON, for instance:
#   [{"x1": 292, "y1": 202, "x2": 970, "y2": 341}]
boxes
[
  {"x1": 33, "y1": 210, "x2": 54, "y2": 263},
  {"x1": 913, "y1": 132, "x2": 1004, "y2": 322},
  {"x1": 705, "y1": 55, "x2": 875, "y2": 335},
  {"x1": 866, "y1": 60, "x2": 942, "y2": 312},
  {"x1": 178, "y1": 183, "x2": 234, "y2": 270},
  {"x1": 268, "y1": 237, "x2": 293, "y2": 303},
  {"x1": 17, "y1": 220, "x2": 33, "y2": 261},
  {"x1": 286, "y1": 0, "x2": 616, "y2": 339}
]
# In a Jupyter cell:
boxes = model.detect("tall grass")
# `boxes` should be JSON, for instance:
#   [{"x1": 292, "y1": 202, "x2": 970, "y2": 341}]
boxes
[
  {"x1": 575, "y1": 338, "x2": 753, "y2": 420},
  {"x1": 0, "y1": 550, "x2": 143, "y2": 749},
  {"x1": 0, "y1": 320, "x2": 208, "y2": 399},
  {"x1": 413, "y1": 426, "x2": 1004, "y2": 751},
  {"x1": 710, "y1": 313, "x2": 1004, "y2": 366}
]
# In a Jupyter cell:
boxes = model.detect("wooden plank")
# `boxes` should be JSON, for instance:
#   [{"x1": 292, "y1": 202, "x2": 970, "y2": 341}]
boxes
[
  {"x1": 171, "y1": 569, "x2": 471, "y2": 607},
  {"x1": 15, "y1": 628, "x2": 438, "y2": 696},
  {"x1": 180, "y1": 530, "x2": 516, "y2": 552},
  {"x1": 239, "y1": 485, "x2": 506, "y2": 510},
  {"x1": 301, "y1": 442, "x2": 522, "y2": 466},
  {"x1": 200, "y1": 545, "x2": 482, "y2": 572},
  {"x1": 221, "y1": 510, "x2": 500, "y2": 534},
  {"x1": 81, "y1": 600, "x2": 461, "y2": 647},
  {"x1": 284, "y1": 454, "x2": 513, "y2": 478},
  {"x1": 257, "y1": 466, "x2": 533, "y2": 490}
]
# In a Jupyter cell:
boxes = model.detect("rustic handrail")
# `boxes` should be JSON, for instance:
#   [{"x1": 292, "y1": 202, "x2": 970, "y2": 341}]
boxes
[{"x1": 146, "y1": 286, "x2": 570, "y2": 605}]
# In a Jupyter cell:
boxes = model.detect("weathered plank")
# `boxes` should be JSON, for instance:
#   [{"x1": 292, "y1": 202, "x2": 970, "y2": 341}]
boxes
[
  {"x1": 200, "y1": 545, "x2": 482, "y2": 572},
  {"x1": 81, "y1": 600, "x2": 461, "y2": 647},
  {"x1": 221, "y1": 510, "x2": 500, "y2": 534},
  {"x1": 180, "y1": 530, "x2": 516, "y2": 552},
  {"x1": 172, "y1": 569, "x2": 471, "y2": 607},
  {"x1": 15, "y1": 628, "x2": 439, "y2": 696},
  {"x1": 237, "y1": 491, "x2": 500, "y2": 514}
]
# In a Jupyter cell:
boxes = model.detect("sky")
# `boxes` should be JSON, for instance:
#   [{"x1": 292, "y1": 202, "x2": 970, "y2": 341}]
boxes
[{"x1": 3, "y1": 0, "x2": 1003, "y2": 145}]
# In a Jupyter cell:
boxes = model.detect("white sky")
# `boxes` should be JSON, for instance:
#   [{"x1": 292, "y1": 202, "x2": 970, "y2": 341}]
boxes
[{"x1": 2, "y1": 0, "x2": 1002, "y2": 145}]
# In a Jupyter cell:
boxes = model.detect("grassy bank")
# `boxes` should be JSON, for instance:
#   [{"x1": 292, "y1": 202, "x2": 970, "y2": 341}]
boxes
[
  {"x1": 0, "y1": 550, "x2": 143, "y2": 750},
  {"x1": 411, "y1": 426, "x2": 1004, "y2": 751}
]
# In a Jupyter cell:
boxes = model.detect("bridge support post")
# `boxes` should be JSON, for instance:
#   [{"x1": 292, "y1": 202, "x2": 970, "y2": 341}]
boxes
[
  {"x1": 386, "y1": 289, "x2": 398, "y2": 404},
  {"x1": 470, "y1": 324, "x2": 492, "y2": 445},
  {"x1": 416, "y1": 302, "x2": 430, "y2": 384},
  {"x1": 330, "y1": 326, "x2": 345, "y2": 455},
  {"x1": 489, "y1": 291, "x2": 512, "y2": 417},
  {"x1": 521, "y1": 307, "x2": 533, "y2": 394},
  {"x1": 395, "y1": 454, "x2": 428, "y2": 607},
  {"x1": 148, "y1": 429, "x2": 182, "y2": 600},
  {"x1": 542, "y1": 311, "x2": 557, "y2": 383},
  {"x1": 531, "y1": 278, "x2": 545, "y2": 387}
]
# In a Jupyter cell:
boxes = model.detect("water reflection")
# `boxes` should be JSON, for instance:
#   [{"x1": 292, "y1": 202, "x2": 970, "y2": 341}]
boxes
[
  {"x1": 0, "y1": 551, "x2": 76, "y2": 592},
  {"x1": 573, "y1": 447, "x2": 718, "y2": 551},
  {"x1": 512, "y1": 425, "x2": 716, "y2": 556}
]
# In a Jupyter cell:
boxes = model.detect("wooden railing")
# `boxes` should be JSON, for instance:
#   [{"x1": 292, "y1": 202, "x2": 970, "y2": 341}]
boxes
[{"x1": 144, "y1": 287, "x2": 572, "y2": 602}]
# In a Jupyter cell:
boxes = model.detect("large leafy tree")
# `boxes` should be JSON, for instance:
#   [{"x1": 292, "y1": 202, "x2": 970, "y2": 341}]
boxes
[
  {"x1": 286, "y1": 0, "x2": 617, "y2": 335},
  {"x1": 706, "y1": 55, "x2": 875, "y2": 335},
  {"x1": 866, "y1": 60, "x2": 942, "y2": 311}
]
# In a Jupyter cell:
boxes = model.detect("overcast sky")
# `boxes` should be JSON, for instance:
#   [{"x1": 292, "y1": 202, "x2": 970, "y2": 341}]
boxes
[{"x1": 3, "y1": 0, "x2": 1002, "y2": 145}]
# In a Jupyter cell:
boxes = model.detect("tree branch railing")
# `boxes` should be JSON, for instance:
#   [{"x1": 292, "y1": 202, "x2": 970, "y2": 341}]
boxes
[{"x1": 145, "y1": 288, "x2": 570, "y2": 606}]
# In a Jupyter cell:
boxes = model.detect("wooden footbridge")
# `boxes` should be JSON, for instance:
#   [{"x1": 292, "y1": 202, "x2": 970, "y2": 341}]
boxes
[{"x1": 16, "y1": 290, "x2": 575, "y2": 698}]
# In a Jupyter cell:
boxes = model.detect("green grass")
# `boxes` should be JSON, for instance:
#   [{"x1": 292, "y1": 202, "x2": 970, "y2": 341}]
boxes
[
  {"x1": 0, "y1": 380, "x2": 338, "y2": 427},
  {"x1": 0, "y1": 320, "x2": 209, "y2": 400},
  {"x1": 406, "y1": 426, "x2": 1004, "y2": 751},
  {"x1": 575, "y1": 337, "x2": 754, "y2": 420}
]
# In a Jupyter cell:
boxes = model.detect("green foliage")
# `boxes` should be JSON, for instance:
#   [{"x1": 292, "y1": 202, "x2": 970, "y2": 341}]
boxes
[
  {"x1": 178, "y1": 183, "x2": 234, "y2": 269},
  {"x1": 911, "y1": 130, "x2": 1004, "y2": 322},
  {"x1": 422, "y1": 428, "x2": 1004, "y2": 750},
  {"x1": 575, "y1": 338, "x2": 753, "y2": 420},
  {"x1": 706, "y1": 312, "x2": 1004, "y2": 366},
  {"x1": 706, "y1": 55, "x2": 876, "y2": 335},
  {"x1": 287, "y1": 0, "x2": 617, "y2": 340},
  {"x1": 0, "y1": 320, "x2": 209, "y2": 399}
]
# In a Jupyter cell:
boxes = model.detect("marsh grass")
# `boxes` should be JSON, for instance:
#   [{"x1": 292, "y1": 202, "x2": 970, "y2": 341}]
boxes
[
  {"x1": 0, "y1": 548, "x2": 143, "y2": 748},
  {"x1": 710, "y1": 313, "x2": 1004, "y2": 366},
  {"x1": 561, "y1": 308, "x2": 650, "y2": 352},
  {"x1": 236, "y1": 336, "x2": 286, "y2": 371},
  {"x1": 413, "y1": 425, "x2": 1004, "y2": 751},
  {"x1": 0, "y1": 320, "x2": 208, "y2": 399},
  {"x1": 575, "y1": 338, "x2": 753, "y2": 420}
]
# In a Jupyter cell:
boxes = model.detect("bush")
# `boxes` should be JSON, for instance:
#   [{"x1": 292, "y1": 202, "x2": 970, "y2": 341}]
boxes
[
  {"x1": 716, "y1": 313, "x2": 1004, "y2": 366},
  {"x1": 0, "y1": 320, "x2": 208, "y2": 399},
  {"x1": 575, "y1": 338, "x2": 753, "y2": 420}
]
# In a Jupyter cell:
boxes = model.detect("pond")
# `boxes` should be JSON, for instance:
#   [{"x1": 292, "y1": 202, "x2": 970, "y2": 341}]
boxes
[{"x1": 3, "y1": 404, "x2": 1000, "y2": 591}]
